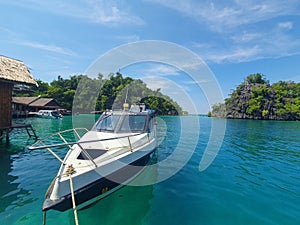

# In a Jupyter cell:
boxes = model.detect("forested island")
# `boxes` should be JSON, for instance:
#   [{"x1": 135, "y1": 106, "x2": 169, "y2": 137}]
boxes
[
  {"x1": 209, "y1": 73, "x2": 300, "y2": 120},
  {"x1": 14, "y1": 72, "x2": 183, "y2": 115}
]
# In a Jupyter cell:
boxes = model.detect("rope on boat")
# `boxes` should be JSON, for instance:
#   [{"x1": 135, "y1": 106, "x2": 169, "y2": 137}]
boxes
[
  {"x1": 66, "y1": 165, "x2": 80, "y2": 225},
  {"x1": 34, "y1": 129, "x2": 90, "y2": 225},
  {"x1": 42, "y1": 175, "x2": 61, "y2": 225},
  {"x1": 42, "y1": 166, "x2": 80, "y2": 225},
  {"x1": 35, "y1": 128, "x2": 155, "y2": 225},
  {"x1": 43, "y1": 211, "x2": 47, "y2": 225}
]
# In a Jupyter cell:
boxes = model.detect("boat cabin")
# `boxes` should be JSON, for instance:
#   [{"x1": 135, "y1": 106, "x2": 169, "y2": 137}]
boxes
[{"x1": 93, "y1": 105, "x2": 155, "y2": 133}]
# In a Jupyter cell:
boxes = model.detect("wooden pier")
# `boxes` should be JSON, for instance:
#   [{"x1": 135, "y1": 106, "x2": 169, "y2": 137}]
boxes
[{"x1": 0, "y1": 123, "x2": 37, "y2": 144}]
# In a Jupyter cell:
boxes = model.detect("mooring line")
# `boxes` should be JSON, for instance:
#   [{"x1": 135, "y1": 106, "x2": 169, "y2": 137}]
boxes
[
  {"x1": 42, "y1": 166, "x2": 79, "y2": 225},
  {"x1": 68, "y1": 167, "x2": 79, "y2": 225},
  {"x1": 43, "y1": 211, "x2": 47, "y2": 225}
]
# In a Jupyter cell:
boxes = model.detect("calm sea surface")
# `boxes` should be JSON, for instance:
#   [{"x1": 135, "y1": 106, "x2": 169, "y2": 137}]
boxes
[{"x1": 0, "y1": 115, "x2": 299, "y2": 225}]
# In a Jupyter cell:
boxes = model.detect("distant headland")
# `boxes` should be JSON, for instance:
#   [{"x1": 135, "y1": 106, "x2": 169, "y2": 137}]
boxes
[{"x1": 209, "y1": 73, "x2": 300, "y2": 121}]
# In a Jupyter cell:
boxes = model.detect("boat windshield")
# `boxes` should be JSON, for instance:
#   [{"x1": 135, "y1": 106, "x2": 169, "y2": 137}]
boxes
[
  {"x1": 95, "y1": 114, "x2": 147, "y2": 133},
  {"x1": 119, "y1": 115, "x2": 146, "y2": 132},
  {"x1": 96, "y1": 115, "x2": 121, "y2": 132}
]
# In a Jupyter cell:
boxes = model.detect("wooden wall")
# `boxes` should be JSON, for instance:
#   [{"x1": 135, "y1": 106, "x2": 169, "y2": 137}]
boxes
[{"x1": 0, "y1": 82, "x2": 13, "y2": 127}]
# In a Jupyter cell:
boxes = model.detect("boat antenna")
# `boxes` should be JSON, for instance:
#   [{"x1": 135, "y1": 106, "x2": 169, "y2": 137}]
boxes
[
  {"x1": 125, "y1": 88, "x2": 128, "y2": 103},
  {"x1": 123, "y1": 88, "x2": 129, "y2": 111}
]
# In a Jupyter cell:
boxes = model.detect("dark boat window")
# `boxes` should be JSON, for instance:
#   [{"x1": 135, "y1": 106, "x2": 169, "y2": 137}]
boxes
[
  {"x1": 119, "y1": 115, "x2": 146, "y2": 132},
  {"x1": 77, "y1": 149, "x2": 107, "y2": 160}
]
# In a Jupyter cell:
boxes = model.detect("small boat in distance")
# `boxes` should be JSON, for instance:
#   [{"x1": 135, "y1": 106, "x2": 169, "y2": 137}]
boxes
[
  {"x1": 29, "y1": 103, "x2": 156, "y2": 214},
  {"x1": 34, "y1": 110, "x2": 63, "y2": 118}
]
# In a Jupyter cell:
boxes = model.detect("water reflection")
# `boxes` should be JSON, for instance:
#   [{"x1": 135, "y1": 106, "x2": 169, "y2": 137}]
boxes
[
  {"x1": 69, "y1": 184, "x2": 154, "y2": 225},
  {"x1": 0, "y1": 148, "x2": 31, "y2": 214}
]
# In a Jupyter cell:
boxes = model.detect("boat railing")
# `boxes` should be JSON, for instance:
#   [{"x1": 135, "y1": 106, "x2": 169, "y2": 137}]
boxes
[
  {"x1": 29, "y1": 128, "x2": 155, "y2": 167},
  {"x1": 29, "y1": 128, "x2": 89, "y2": 165}
]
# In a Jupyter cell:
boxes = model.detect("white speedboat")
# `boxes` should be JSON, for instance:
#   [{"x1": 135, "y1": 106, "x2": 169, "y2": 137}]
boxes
[
  {"x1": 36, "y1": 110, "x2": 63, "y2": 118},
  {"x1": 29, "y1": 103, "x2": 156, "y2": 212}
]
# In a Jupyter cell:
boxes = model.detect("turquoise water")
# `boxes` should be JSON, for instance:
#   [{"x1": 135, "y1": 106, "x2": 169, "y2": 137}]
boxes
[{"x1": 0, "y1": 116, "x2": 299, "y2": 225}]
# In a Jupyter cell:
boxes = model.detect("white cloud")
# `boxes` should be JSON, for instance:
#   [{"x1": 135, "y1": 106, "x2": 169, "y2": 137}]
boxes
[
  {"x1": 2, "y1": 0, "x2": 144, "y2": 26},
  {"x1": 192, "y1": 40, "x2": 261, "y2": 63},
  {"x1": 86, "y1": 1, "x2": 144, "y2": 25},
  {"x1": 149, "y1": 0, "x2": 300, "y2": 32},
  {"x1": 230, "y1": 32, "x2": 263, "y2": 43},
  {"x1": 184, "y1": 79, "x2": 210, "y2": 85},
  {"x1": 19, "y1": 40, "x2": 77, "y2": 56},
  {"x1": 147, "y1": 0, "x2": 300, "y2": 63},
  {"x1": 142, "y1": 75, "x2": 173, "y2": 91},
  {"x1": 194, "y1": 27, "x2": 300, "y2": 63},
  {"x1": 0, "y1": 26, "x2": 17, "y2": 38},
  {"x1": 145, "y1": 64, "x2": 181, "y2": 76},
  {"x1": 200, "y1": 45, "x2": 261, "y2": 63},
  {"x1": 278, "y1": 21, "x2": 293, "y2": 30}
]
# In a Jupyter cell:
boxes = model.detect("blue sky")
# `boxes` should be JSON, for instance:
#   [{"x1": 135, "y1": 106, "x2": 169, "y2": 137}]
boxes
[{"x1": 1, "y1": 0, "x2": 300, "y2": 113}]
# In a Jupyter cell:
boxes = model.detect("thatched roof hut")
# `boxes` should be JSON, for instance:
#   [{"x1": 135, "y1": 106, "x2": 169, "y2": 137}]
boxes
[
  {"x1": 12, "y1": 97, "x2": 61, "y2": 116},
  {"x1": 29, "y1": 98, "x2": 61, "y2": 110},
  {"x1": 0, "y1": 55, "x2": 37, "y2": 85},
  {"x1": 0, "y1": 55, "x2": 37, "y2": 128},
  {"x1": 12, "y1": 96, "x2": 40, "y2": 106}
]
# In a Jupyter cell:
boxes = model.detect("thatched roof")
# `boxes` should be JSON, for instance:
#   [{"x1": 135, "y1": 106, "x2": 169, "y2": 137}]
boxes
[
  {"x1": 12, "y1": 97, "x2": 40, "y2": 105},
  {"x1": 29, "y1": 98, "x2": 58, "y2": 107},
  {"x1": 0, "y1": 55, "x2": 37, "y2": 86},
  {"x1": 12, "y1": 97, "x2": 61, "y2": 109}
]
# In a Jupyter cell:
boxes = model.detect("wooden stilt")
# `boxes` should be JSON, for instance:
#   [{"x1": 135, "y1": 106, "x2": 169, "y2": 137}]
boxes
[
  {"x1": 25, "y1": 125, "x2": 38, "y2": 139},
  {"x1": 31, "y1": 125, "x2": 38, "y2": 139},
  {"x1": 25, "y1": 126, "x2": 31, "y2": 137},
  {"x1": 5, "y1": 129, "x2": 9, "y2": 144},
  {"x1": 0, "y1": 130, "x2": 3, "y2": 142},
  {"x1": 0, "y1": 124, "x2": 38, "y2": 144}
]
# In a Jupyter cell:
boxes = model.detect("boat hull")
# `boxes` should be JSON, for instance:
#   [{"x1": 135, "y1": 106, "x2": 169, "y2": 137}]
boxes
[{"x1": 43, "y1": 148, "x2": 155, "y2": 212}]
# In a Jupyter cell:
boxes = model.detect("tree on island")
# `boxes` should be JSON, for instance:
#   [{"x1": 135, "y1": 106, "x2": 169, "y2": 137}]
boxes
[
  {"x1": 14, "y1": 73, "x2": 183, "y2": 115},
  {"x1": 209, "y1": 73, "x2": 300, "y2": 120}
]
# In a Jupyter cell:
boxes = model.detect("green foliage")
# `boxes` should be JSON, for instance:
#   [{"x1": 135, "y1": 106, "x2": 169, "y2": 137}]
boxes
[
  {"x1": 112, "y1": 78, "x2": 182, "y2": 115},
  {"x1": 98, "y1": 72, "x2": 133, "y2": 111},
  {"x1": 218, "y1": 73, "x2": 300, "y2": 120},
  {"x1": 271, "y1": 81, "x2": 300, "y2": 120},
  {"x1": 35, "y1": 80, "x2": 50, "y2": 95},
  {"x1": 245, "y1": 73, "x2": 268, "y2": 85},
  {"x1": 15, "y1": 73, "x2": 182, "y2": 115},
  {"x1": 262, "y1": 110, "x2": 268, "y2": 118},
  {"x1": 210, "y1": 103, "x2": 227, "y2": 117}
]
